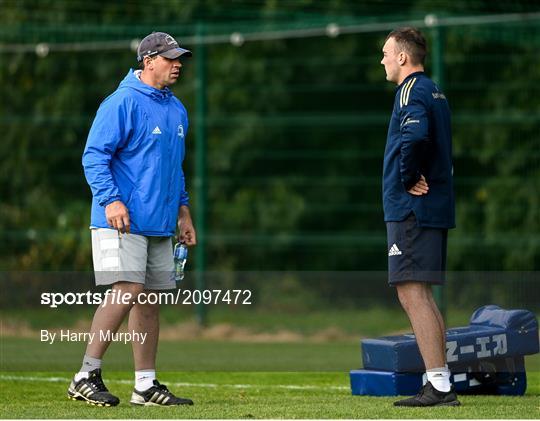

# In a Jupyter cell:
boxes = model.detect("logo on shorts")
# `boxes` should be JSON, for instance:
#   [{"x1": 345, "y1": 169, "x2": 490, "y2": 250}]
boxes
[
  {"x1": 388, "y1": 243, "x2": 402, "y2": 256},
  {"x1": 177, "y1": 124, "x2": 184, "y2": 138}
]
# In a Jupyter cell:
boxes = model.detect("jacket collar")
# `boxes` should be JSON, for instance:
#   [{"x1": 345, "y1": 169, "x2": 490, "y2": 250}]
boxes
[
  {"x1": 397, "y1": 71, "x2": 425, "y2": 89},
  {"x1": 119, "y1": 69, "x2": 173, "y2": 102}
]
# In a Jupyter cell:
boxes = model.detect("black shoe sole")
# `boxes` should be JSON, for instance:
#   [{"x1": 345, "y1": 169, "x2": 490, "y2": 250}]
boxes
[
  {"x1": 394, "y1": 400, "x2": 461, "y2": 407},
  {"x1": 67, "y1": 391, "x2": 119, "y2": 407},
  {"x1": 435, "y1": 400, "x2": 461, "y2": 407}
]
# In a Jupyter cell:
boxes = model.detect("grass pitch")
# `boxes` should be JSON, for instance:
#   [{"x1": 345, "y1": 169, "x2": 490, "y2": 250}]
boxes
[
  {"x1": 1, "y1": 308, "x2": 538, "y2": 418},
  {"x1": 1, "y1": 335, "x2": 538, "y2": 418},
  {"x1": 1, "y1": 370, "x2": 538, "y2": 419}
]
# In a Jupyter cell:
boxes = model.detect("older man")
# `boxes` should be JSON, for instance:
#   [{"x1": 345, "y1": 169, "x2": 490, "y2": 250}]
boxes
[{"x1": 69, "y1": 32, "x2": 196, "y2": 407}]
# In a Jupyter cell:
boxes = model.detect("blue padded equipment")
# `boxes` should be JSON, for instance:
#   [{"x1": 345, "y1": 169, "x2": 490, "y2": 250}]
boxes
[{"x1": 351, "y1": 305, "x2": 538, "y2": 396}]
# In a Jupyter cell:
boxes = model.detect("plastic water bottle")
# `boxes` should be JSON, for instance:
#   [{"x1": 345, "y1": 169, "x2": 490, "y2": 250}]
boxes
[{"x1": 173, "y1": 242, "x2": 188, "y2": 283}]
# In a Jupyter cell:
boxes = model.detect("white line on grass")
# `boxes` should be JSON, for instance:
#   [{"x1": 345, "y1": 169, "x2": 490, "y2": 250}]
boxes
[{"x1": 0, "y1": 375, "x2": 349, "y2": 391}]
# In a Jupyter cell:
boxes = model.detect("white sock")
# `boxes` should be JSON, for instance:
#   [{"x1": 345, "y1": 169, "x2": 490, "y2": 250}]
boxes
[
  {"x1": 74, "y1": 355, "x2": 102, "y2": 382},
  {"x1": 427, "y1": 367, "x2": 451, "y2": 392},
  {"x1": 135, "y1": 370, "x2": 156, "y2": 391},
  {"x1": 74, "y1": 372, "x2": 89, "y2": 382}
]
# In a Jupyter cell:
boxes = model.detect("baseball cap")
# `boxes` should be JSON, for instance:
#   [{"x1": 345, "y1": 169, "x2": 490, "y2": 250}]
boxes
[{"x1": 136, "y1": 32, "x2": 192, "y2": 62}]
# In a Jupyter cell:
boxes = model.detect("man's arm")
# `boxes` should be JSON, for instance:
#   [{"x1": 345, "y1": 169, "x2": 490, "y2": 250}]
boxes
[
  {"x1": 399, "y1": 88, "x2": 430, "y2": 192},
  {"x1": 178, "y1": 205, "x2": 196, "y2": 245},
  {"x1": 82, "y1": 97, "x2": 133, "y2": 232}
]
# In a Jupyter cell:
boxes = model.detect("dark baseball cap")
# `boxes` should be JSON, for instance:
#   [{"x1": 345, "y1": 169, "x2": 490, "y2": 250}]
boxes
[{"x1": 136, "y1": 32, "x2": 192, "y2": 62}]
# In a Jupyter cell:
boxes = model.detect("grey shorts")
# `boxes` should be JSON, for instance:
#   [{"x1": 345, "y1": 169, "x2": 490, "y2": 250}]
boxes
[
  {"x1": 91, "y1": 228, "x2": 175, "y2": 290},
  {"x1": 386, "y1": 213, "x2": 448, "y2": 286}
]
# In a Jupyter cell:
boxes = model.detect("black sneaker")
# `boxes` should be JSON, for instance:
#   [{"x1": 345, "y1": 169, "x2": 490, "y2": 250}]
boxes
[
  {"x1": 67, "y1": 368, "x2": 120, "y2": 407},
  {"x1": 394, "y1": 381, "x2": 460, "y2": 407},
  {"x1": 130, "y1": 380, "x2": 194, "y2": 406}
]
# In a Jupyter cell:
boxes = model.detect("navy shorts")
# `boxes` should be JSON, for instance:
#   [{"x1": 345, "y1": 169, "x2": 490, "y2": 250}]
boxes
[{"x1": 386, "y1": 213, "x2": 448, "y2": 286}]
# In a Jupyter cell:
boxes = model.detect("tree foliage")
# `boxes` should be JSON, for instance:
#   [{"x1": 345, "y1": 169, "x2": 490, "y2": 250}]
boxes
[{"x1": 1, "y1": 1, "x2": 538, "y2": 308}]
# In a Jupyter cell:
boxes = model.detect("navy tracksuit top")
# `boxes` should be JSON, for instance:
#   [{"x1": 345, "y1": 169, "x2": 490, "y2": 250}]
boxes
[{"x1": 383, "y1": 71, "x2": 455, "y2": 229}]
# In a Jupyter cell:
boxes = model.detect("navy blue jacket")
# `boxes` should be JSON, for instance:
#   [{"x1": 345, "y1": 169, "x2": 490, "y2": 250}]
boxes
[{"x1": 383, "y1": 71, "x2": 455, "y2": 228}]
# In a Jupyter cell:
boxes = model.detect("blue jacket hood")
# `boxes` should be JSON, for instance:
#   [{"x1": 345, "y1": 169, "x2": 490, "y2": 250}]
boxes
[{"x1": 117, "y1": 69, "x2": 173, "y2": 102}]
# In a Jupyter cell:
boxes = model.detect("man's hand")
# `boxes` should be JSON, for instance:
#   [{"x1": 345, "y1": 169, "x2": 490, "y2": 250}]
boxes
[
  {"x1": 407, "y1": 175, "x2": 429, "y2": 196},
  {"x1": 105, "y1": 200, "x2": 130, "y2": 233},
  {"x1": 178, "y1": 205, "x2": 197, "y2": 246}
]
